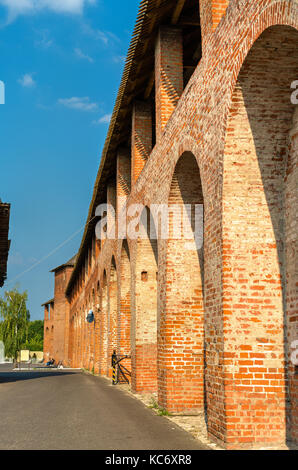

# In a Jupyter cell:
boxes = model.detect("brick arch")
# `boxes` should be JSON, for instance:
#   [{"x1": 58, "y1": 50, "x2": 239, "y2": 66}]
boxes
[
  {"x1": 78, "y1": 307, "x2": 83, "y2": 369},
  {"x1": 89, "y1": 287, "x2": 96, "y2": 371},
  {"x1": 68, "y1": 317, "x2": 73, "y2": 367},
  {"x1": 222, "y1": 24, "x2": 298, "y2": 448},
  {"x1": 73, "y1": 314, "x2": 77, "y2": 368},
  {"x1": 217, "y1": 0, "x2": 298, "y2": 61},
  {"x1": 86, "y1": 292, "x2": 93, "y2": 370},
  {"x1": 107, "y1": 256, "x2": 118, "y2": 377},
  {"x1": 177, "y1": 136, "x2": 208, "y2": 202},
  {"x1": 93, "y1": 279, "x2": 101, "y2": 374},
  {"x1": 119, "y1": 240, "x2": 131, "y2": 362},
  {"x1": 83, "y1": 300, "x2": 88, "y2": 369},
  {"x1": 218, "y1": 1, "x2": 298, "y2": 166},
  {"x1": 50, "y1": 325, "x2": 54, "y2": 363},
  {"x1": 131, "y1": 205, "x2": 159, "y2": 393},
  {"x1": 99, "y1": 269, "x2": 108, "y2": 375},
  {"x1": 158, "y1": 150, "x2": 205, "y2": 414}
]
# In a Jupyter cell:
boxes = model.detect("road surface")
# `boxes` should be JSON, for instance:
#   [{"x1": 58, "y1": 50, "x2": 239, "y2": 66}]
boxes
[{"x1": 0, "y1": 364, "x2": 207, "y2": 450}]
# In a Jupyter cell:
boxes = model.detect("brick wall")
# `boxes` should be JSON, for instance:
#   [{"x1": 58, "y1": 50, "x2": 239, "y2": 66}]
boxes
[
  {"x1": 56, "y1": 0, "x2": 297, "y2": 449},
  {"x1": 211, "y1": 1, "x2": 229, "y2": 30},
  {"x1": 222, "y1": 25, "x2": 298, "y2": 447},
  {"x1": 287, "y1": 107, "x2": 298, "y2": 443},
  {"x1": 50, "y1": 266, "x2": 73, "y2": 364},
  {"x1": 131, "y1": 208, "x2": 158, "y2": 393},
  {"x1": 158, "y1": 151, "x2": 205, "y2": 413},
  {"x1": 118, "y1": 241, "x2": 131, "y2": 372},
  {"x1": 43, "y1": 305, "x2": 51, "y2": 362},
  {"x1": 132, "y1": 102, "x2": 152, "y2": 186},
  {"x1": 100, "y1": 272, "x2": 109, "y2": 375},
  {"x1": 155, "y1": 27, "x2": 183, "y2": 142},
  {"x1": 108, "y1": 259, "x2": 118, "y2": 377}
]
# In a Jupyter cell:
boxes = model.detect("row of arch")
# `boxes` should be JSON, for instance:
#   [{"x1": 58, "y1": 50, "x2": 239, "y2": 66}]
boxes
[
  {"x1": 69, "y1": 150, "x2": 204, "y2": 410},
  {"x1": 67, "y1": 24, "x2": 297, "y2": 446}
]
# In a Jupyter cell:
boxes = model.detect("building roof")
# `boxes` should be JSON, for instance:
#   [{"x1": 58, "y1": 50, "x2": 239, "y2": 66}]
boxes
[
  {"x1": 41, "y1": 298, "x2": 55, "y2": 307},
  {"x1": 0, "y1": 202, "x2": 11, "y2": 287},
  {"x1": 66, "y1": 0, "x2": 201, "y2": 296},
  {"x1": 50, "y1": 254, "x2": 77, "y2": 273}
]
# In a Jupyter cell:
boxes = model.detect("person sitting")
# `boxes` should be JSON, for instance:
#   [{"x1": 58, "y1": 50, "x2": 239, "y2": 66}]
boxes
[{"x1": 46, "y1": 358, "x2": 55, "y2": 366}]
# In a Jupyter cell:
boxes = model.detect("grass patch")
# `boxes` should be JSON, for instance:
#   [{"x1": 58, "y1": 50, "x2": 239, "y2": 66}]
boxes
[
  {"x1": 148, "y1": 398, "x2": 171, "y2": 416},
  {"x1": 81, "y1": 367, "x2": 96, "y2": 376}
]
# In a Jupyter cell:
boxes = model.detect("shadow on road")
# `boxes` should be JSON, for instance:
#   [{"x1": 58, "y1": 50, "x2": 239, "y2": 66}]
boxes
[{"x1": 0, "y1": 371, "x2": 77, "y2": 384}]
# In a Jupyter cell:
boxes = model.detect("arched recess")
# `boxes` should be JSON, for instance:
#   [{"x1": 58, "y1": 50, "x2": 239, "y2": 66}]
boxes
[
  {"x1": 50, "y1": 326, "x2": 54, "y2": 361},
  {"x1": 85, "y1": 299, "x2": 89, "y2": 369},
  {"x1": 72, "y1": 315, "x2": 76, "y2": 368},
  {"x1": 90, "y1": 288, "x2": 96, "y2": 371},
  {"x1": 76, "y1": 311, "x2": 80, "y2": 368},
  {"x1": 132, "y1": 206, "x2": 158, "y2": 393},
  {"x1": 45, "y1": 327, "x2": 50, "y2": 363},
  {"x1": 77, "y1": 312, "x2": 81, "y2": 369},
  {"x1": 107, "y1": 257, "x2": 118, "y2": 377},
  {"x1": 94, "y1": 281, "x2": 101, "y2": 374},
  {"x1": 159, "y1": 151, "x2": 205, "y2": 414},
  {"x1": 81, "y1": 305, "x2": 84, "y2": 368},
  {"x1": 68, "y1": 319, "x2": 73, "y2": 367},
  {"x1": 79, "y1": 308, "x2": 83, "y2": 369},
  {"x1": 119, "y1": 240, "x2": 131, "y2": 372},
  {"x1": 77, "y1": 312, "x2": 81, "y2": 368},
  {"x1": 80, "y1": 304, "x2": 86, "y2": 368},
  {"x1": 100, "y1": 270, "x2": 108, "y2": 375},
  {"x1": 83, "y1": 301, "x2": 88, "y2": 369},
  {"x1": 88, "y1": 293, "x2": 93, "y2": 370},
  {"x1": 222, "y1": 25, "x2": 298, "y2": 447}
]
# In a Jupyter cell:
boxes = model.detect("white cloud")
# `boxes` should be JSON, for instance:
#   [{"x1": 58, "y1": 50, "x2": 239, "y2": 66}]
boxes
[
  {"x1": 0, "y1": 0, "x2": 96, "y2": 21},
  {"x1": 81, "y1": 23, "x2": 119, "y2": 46},
  {"x1": 35, "y1": 29, "x2": 53, "y2": 49},
  {"x1": 112, "y1": 55, "x2": 126, "y2": 64},
  {"x1": 58, "y1": 96, "x2": 98, "y2": 112},
  {"x1": 92, "y1": 113, "x2": 112, "y2": 125},
  {"x1": 74, "y1": 48, "x2": 94, "y2": 63},
  {"x1": 18, "y1": 73, "x2": 36, "y2": 88}
]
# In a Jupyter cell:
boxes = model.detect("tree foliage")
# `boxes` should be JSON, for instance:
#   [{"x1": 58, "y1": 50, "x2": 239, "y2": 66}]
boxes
[
  {"x1": 0, "y1": 288, "x2": 30, "y2": 359},
  {"x1": 21, "y1": 320, "x2": 44, "y2": 351}
]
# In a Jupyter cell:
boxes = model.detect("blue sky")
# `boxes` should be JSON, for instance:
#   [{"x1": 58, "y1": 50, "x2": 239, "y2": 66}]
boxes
[{"x1": 0, "y1": 0, "x2": 139, "y2": 320}]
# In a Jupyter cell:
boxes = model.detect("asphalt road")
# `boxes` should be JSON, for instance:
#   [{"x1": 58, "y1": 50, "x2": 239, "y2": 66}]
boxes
[{"x1": 0, "y1": 364, "x2": 207, "y2": 450}]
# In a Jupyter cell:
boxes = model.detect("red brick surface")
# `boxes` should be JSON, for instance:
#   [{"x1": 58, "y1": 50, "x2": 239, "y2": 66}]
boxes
[{"x1": 44, "y1": 0, "x2": 298, "y2": 449}]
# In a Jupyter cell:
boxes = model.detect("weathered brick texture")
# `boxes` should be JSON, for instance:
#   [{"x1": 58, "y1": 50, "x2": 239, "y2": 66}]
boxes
[
  {"x1": 118, "y1": 241, "x2": 131, "y2": 372},
  {"x1": 131, "y1": 208, "x2": 158, "y2": 393},
  {"x1": 53, "y1": 267, "x2": 73, "y2": 363},
  {"x1": 211, "y1": 0, "x2": 229, "y2": 29},
  {"x1": 287, "y1": 107, "x2": 298, "y2": 443},
  {"x1": 158, "y1": 152, "x2": 205, "y2": 413},
  {"x1": 107, "y1": 259, "x2": 118, "y2": 377},
  {"x1": 43, "y1": 303, "x2": 54, "y2": 363},
  {"x1": 222, "y1": 25, "x2": 297, "y2": 446},
  {"x1": 132, "y1": 102, "x2": 152, "y2": 186},
  {"x1": 117, "y1": 150, "x2": 131, "y2": 212},
  {"x1": 155, "y1": 27, "x2": 183, "y2": 142},
  {"x1": 43, "y1": 0, "x2": 298, "y2": 449}
]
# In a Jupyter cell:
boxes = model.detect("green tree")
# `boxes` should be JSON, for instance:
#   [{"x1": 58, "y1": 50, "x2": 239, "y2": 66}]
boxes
[
  {"x1": 0, "y1": 289, "x2": 30, "y2": 360},
  {"x1": 21, "y1": 320, "x2": 44, "y2": 351}
]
